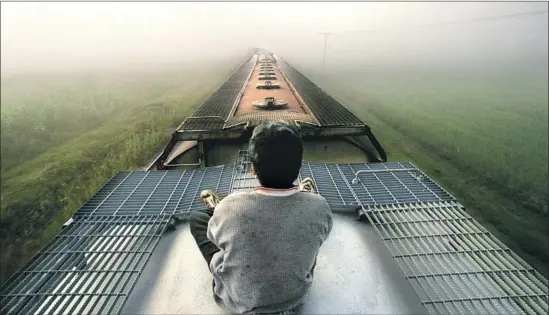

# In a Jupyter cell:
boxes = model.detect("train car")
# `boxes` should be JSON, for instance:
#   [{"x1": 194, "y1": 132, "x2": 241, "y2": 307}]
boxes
[
  {"x1": 0, "y1": 51, "x2": 547, "y2": 315},
  {"x1": 154, "y1": 51, "x2": 386, "y2": 170}
]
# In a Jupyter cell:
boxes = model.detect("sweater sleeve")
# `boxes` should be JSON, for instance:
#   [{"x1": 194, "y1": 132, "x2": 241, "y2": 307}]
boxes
[
  {"x1": 325, "y1": 202, "x2": 334, "y2": 239},
  {"x1": 207, "y1": 191, "x2": 249, "y2": 247},
  {"x1": 207, "y1": 207, "x2": 224, "y2": 249},
  {"x1": 206, "y1": 195, "x2": 238, "y2": 250}
]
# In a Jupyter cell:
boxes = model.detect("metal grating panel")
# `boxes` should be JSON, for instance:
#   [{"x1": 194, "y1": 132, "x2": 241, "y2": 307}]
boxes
[
  {"x1": 361, "y1": 202, "x2": 549, "y2": 315},
  {"x1": 177, "y1": 165, "x2": 236, "y2": 215},
  {"x1": 75, "y1": 166, "x2": 235, "y2": 218},
  {"x1": 77, "y1": 172, "x2": 190, "y2": 217},
  {"x1": 224, "y1": 111, "x2": 318, "y2": 127},
  {"x1": 299, "y1": 162, "x2": 359, "y2": 209},
  {"x1": 0, "y1": 166, "x2": 236, "y2": 314},
  {"x1": 0, "y1": 215, "x2": 170, "y2": 315},
  {"x1": 231, "y1": 151, "x2": 451, "y2": 210},
  {"x1": 300, "y1": 161, "x2": 454, "y2": 206},
  {"x1": 277, "y1": 60, "x2": 365, "y2": 127},
  {"x1": 232, "y1": 151, "x2": 453, "y2": 207},
  {"x1": 180, "y1": 116, "x2": 225, "y2": 131},
  {"x1": 231, "y1": 151, "x2": 261, "y2": 193},
  {"x1": 4, "y1": 150, "x2": 547, "y2": 315},
  {"x1": 339, "y1": 162, "x2": 455, "y2": 205},
  {"x1": 231, "y1": 151, "x2": 300, "y2": 193},
  {"x1": 180, "y1": 58, "x2": 255, "y2": 131},
  {"x1": 230, "y1": 150, "x2": 548, "y2": 314}
]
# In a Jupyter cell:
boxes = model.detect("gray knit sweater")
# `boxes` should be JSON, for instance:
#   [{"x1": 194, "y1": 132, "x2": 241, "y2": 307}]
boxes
[{"x1": 206, "y1": 188, "x2": 333, "y2": 314}]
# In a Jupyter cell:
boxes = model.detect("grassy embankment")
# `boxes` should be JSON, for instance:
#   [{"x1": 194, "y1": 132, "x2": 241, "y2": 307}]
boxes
[
  {"x1": 302, "y1": 66, "x2": 548, "y2": 276},
  {"x1": 0, "y1": 63, "x2": 234, "y2": 281}
]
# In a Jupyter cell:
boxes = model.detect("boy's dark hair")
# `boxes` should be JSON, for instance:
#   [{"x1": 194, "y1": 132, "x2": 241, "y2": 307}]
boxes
[{"x1": 249, "y1": 121, "x2": 303, "y2": 189}]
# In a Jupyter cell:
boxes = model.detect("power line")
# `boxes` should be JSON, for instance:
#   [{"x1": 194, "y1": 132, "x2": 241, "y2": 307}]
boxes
[
  {"x1": 315, "y1": 9, "x2": 547, "y2": 69},
  {"x1": 339, "y1": 9, "x2": 548, "y2": 34},
  {"x1": 317, "y1": 32, "x2": 331, "y2": 69}
]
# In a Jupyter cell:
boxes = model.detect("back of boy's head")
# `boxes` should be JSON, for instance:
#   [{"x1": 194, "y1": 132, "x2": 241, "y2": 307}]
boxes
[{"x1": 249, "y1": 121, "x2": 303, "y2": 189}]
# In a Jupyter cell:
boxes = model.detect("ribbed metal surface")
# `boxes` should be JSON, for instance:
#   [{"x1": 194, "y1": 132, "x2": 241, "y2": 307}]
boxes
[
  {"x1": 233, "y1": 151, "x2": 452, "y2": 207},
  {"x1": 75, "y1": 166, "x2": 235, "y2": 219},
  {"x1": 225, "y1": 111, "x2": 318, "y2": 128},
  {"x1": 178, "y1": 165, "x2": 235, "y2": 214},
  {"x1": 180, "y1": 116, "x2": 225, "y2": 131},
  {"x1": 340, "y1": 162, "x2": 454, "y2": 205},
  {"x1": 300, "y1": 161, "x2": 454, "y2": 207},
  {"x1": 2, "y1": 151, "x2": 547, "y2": 315},
  {"x1": 0, "y1": 215, "x2": 170, "y2": 315},
  {"x1": 180, "y1": 58, "x2": 255, "y2": 131},
  {"x1": 231, "y1": 150, "x2": 451, "y2": 207},
  {"x1": 76, "y1": 172, "x2": 192, "y2": 217},
  {"x1": 361, "y1": 202, "x2": 549, "y2": 315},
  {"x1": 231, "y1": 150, "x2": 548, "y2": 314},
  {"x1": 277, "y1": 60, "x2": 365, "y2": 127},
  {"x1": 299, "y1": 162, "x2": 359, "y2": 208},
  {"x1": 231, "y1": 151, "x2": 262, "y2": 193},
  {"x1": 0, "y1": 166, "x2": 237, "y2": 315},
  {"x1": 176, "y1": 55, "x2": 371, "y2": 131}
]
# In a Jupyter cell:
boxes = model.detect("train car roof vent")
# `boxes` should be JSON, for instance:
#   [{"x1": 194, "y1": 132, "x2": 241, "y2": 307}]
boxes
[
  {"x1": 253, "y1": 96, "x2": 288, "y2": 110},
  {"x1": 256, "y1": 80, "x2": 281, "y2": 89}
]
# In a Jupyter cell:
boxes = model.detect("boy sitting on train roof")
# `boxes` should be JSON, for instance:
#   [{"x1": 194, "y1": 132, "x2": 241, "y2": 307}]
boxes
[{"x1": 189, "y1": 121, "x2": 333, "y2": 314}]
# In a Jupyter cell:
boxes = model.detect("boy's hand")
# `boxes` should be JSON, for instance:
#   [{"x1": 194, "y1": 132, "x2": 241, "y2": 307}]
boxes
[
  {"x1": 299, "y1": 177, "x2": 315, "y2": 193},
  {"x1": 200, "y1": 189, "x2": 221, "y2": 210}
]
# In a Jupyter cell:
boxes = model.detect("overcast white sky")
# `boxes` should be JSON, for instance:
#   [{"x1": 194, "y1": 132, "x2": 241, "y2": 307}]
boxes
[{"x1": 1, "y1": 2, "x2": 547, "y2": 73}]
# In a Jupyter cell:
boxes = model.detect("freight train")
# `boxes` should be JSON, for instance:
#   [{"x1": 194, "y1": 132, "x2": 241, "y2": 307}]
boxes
[{"x1": 1, "y1": 50, "x2": 547, "y2": 315}]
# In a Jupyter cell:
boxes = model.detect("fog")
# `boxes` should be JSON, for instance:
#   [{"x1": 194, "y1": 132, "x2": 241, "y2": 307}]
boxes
[{"x1": 1, "y1": 2, "x2": 547, "y2": 74}]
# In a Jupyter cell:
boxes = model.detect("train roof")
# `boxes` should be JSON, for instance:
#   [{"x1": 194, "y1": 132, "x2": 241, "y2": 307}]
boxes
[
  {"x1": 176, "y1": 53, "x2": 368, "y2": 135},
  {"x1": 156, "y1": 52, "x2": 387, "y2": 169},
  {"x1": 2, "y1": 151, "x2": 547, "y2": 314}
]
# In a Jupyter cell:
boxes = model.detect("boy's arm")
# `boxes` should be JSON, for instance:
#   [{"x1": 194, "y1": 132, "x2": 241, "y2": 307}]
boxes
[
  {"x1": 322, "y1": 199, "x2": 334, "y2": 239},
  {"x1": 206, "y1": 196, "x2": 238, "y2": 250},
  {"x1": 206, "y1": 203, "x2": 226, "y2": 250},
  {"x1": 206, "y1": 192, "x2": 248, "y2": 248}
]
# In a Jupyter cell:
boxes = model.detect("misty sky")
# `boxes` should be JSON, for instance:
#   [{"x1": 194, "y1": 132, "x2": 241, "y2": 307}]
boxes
[{"x1": 1, "y1": 2, "x2": 547, "y2": 73}]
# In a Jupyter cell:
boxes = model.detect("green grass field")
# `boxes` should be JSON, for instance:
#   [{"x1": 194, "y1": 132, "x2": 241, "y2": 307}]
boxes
[
  {"x1": 300, "y1": 66, "x2": 548, "y2": 275},
  {"x1": 0, "y1": 62, "x2": 235, "y2": 280}
]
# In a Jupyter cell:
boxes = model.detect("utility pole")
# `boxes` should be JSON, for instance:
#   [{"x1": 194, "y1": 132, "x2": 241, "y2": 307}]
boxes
[{"x1": 318, "y1": 32, "x2": 331, "y2": 69}]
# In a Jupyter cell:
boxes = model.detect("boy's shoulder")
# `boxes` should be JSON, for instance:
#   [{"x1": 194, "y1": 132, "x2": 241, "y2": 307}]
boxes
[
  {"x1": 298, "y1": 191, "x2": 330, "y2": 204},
  {"x1": 226, "y1": 191, "x2": 251, "y2": 198},
  {"x1": 219, "y1": 190, "x2": 329, "y2": 207},
  {"x1": 218, "y1": 191, "x2": 252, "y2": 204},
  {"x1": 222, "y1": 190, "x2": 327, "y2": 200}
]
